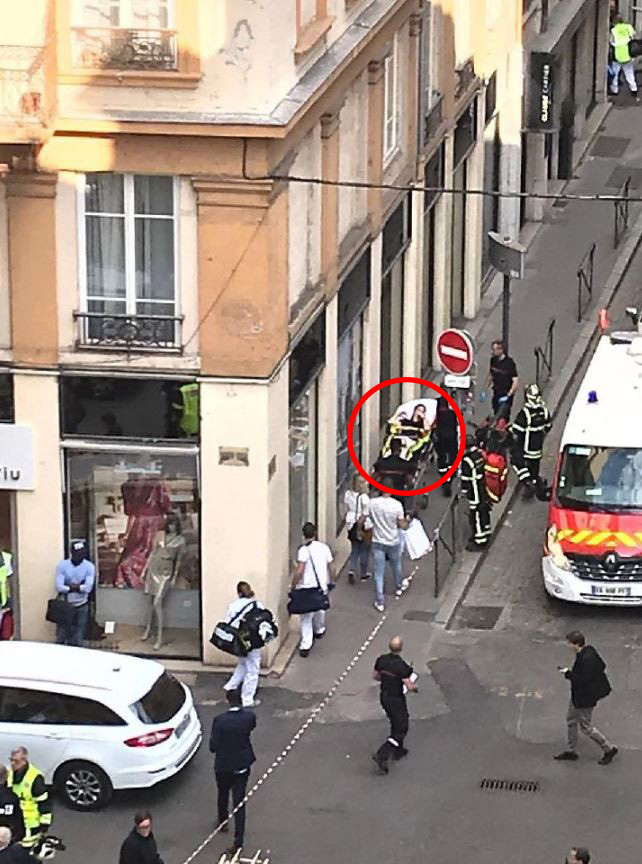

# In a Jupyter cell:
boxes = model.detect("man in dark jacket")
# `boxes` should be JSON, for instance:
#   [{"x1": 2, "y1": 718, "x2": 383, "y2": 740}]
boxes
[
  {"x1": 0, "y1": 766, "x2": 24, "y2": 845},
  {"x1": 555, "y1": 630, "x2": 618, "y2": 765},
  {"x1": 210, "y1": 688, "x2": 257, "y2": 856},
  {"x1": 118, "y1": 811, "x2": 164, "y2": 864},
  {"x1": 0, "y1": 827, "x2": 31, "y2": 863},
  {"x1": 372, "y1": 636, "x2": 418, "y2": 774}
]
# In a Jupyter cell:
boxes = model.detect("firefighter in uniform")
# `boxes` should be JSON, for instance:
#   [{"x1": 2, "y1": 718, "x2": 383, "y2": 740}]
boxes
[
  {"x1": 434, "y1": 394, "x2": 459, "y2": 497},
  {"x1": 371, "y1": 636, "x2": 418, "y2": 775},
  {"x1": 461, "y1": 436, "x2": 492, "y2": 551},
  {"x1": 7, "y1": 749, "x2": 51, "y2": 850},
  {"x1": 0, "y1": 764, "x2": 24, "y2": 844},
  {"x1": 510, "y1": 383, "x2": 552, "y2": 499}
]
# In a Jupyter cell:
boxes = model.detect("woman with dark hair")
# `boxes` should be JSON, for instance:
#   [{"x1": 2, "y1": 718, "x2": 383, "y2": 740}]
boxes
[{"x1": 222, "y1": 581, "x2": 264, "y2": 708}]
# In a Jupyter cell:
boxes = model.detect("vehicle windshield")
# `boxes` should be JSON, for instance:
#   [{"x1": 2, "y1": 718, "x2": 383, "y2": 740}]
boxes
[
  {"x1": 556, "y1": 445, "x2": 642, "y2": 512},
  {"x1": 130, "y1": 671, "x2": 186, "y2": 724}
]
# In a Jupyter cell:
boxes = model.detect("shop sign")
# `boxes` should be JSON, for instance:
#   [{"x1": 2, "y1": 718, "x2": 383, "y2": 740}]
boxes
[
  {"x1": 0, "y1": 424, "x2": 34, "y2": 490},
  {"x1": 527, "y1": 52, "x2": 555, "y2": 131}
]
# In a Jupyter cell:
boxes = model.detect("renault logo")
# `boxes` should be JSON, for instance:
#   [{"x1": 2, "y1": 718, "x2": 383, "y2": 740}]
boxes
[{"x1": 603, "y1": 553, "x2": 620, "y2": 575}]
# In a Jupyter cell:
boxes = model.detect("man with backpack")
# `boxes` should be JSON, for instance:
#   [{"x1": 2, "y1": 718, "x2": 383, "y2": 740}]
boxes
[
  {"x1": 222, "y1": 582, "x2": 277, "y2": 708},
  {"x1": 510, "y1": 383, "x2": 552, "y2": 500}
]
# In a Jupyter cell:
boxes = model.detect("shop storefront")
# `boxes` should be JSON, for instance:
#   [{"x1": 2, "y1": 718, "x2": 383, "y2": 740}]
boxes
[
  {"x1": 421, "y1": 144, "x2": 444, "y2": 374},
  {"x1": 336, "y1": 250, "x2": 370, "y2": 530},
  {"x1": 451, "y1": 98, "x2": 478, "y2": 321},
  {"x1": 288, "y1": 309, "x2": 325, "y2": 560},
  {"x1": 380, "y1": 196, "x2": 411, "y2": 423},
  {"x1": 60, "y1": 375, "x2": 201, "y2": 659}
]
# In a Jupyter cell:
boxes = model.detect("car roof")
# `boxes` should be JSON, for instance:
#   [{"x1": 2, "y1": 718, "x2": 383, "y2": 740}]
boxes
[
  {"x1": 0, "y1": 641, "x2": 163, "y2": 703},
  {"x1": 561, "y1": 334, "x2": 642, "y2": 450}
]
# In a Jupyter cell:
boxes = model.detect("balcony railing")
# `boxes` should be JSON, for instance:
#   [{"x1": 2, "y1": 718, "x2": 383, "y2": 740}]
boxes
[
  {"x1": 74, "y1": 312, "x2": 183, "y2": 351},
  {"x1": 72, "y1": 27, "x2": 178, "y2": 71},
  {"x1": 0, "y1": 44, "x2": 50, "y2": 128}
]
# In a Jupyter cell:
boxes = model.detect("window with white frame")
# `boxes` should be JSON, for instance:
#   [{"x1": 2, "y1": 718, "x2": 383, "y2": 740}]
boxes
[
  {"x1": 80, "y1": 173, "x2": 178, "y2": 346},
  {"x1": 74, "y1": 0, "x2": 173, "y2": 29},
  {"x1": 383, "y1": 34, "x2": 399, "y2": 163}
]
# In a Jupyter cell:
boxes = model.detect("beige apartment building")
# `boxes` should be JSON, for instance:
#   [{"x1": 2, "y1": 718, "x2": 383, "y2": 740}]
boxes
[{"x1": 0, "y1": 0, "x2": 522, "y2": 666}]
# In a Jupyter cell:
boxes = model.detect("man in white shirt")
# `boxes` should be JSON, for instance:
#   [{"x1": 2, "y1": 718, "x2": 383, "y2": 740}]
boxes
[
  {"x1": 369, "y1": 492, "x2": 410, "y2": 612},
  {"x1": 291, "y1": 522, "x2": 335, "y2": 657}
]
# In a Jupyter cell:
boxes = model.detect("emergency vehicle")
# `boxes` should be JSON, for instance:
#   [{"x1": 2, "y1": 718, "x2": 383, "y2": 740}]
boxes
[{"x1": 543, "y1": 308, "x2": 642, "y2": 604}]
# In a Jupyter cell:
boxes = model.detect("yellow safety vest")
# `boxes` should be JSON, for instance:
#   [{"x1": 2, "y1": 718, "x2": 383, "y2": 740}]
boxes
[
  {"x1": 8, "y1": 763, "x2": 51, "y2": 842},
  {"x1": 0, "y1": 551, "x2": 12, "y2": 607},
  {"x1": 178, "y1": 383, "x2": 199, "y2": 436},
  {"x1": 611, "y1": 22, "x2": 635, "y2": 63}
]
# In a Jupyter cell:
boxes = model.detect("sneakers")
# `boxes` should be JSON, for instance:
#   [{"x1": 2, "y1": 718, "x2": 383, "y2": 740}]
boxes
[
  {"x1": 226, "y1": 846, "x2": 241, "y2": 858},
  {"x1": 371, "y1": 754, "x2": 388, "y2": 775},
  {"x1": 374, "y1": 602, "x2": 385, "y2": 613},
  {"x1": 299, "y1": 648, "x2": 310, "y2": 658},
  {"x1": 243, "y1": 700, "x2": 261, "y2": 708},
  {"x1": 554, "y1": 750, "x2": 579, "y2": 761},
  {"x1": 314, "y1": 629, "x2": 326, "y2": 639},
  {"x1": 598, "y1": 747, "x2": 618, "y2": 765},
  {"x1": 361, "y1": 572, "x2": 372, "y2": 581}
]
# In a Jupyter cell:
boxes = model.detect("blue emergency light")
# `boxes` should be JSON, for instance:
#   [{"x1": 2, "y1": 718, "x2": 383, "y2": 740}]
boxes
[{"x1": 588, "y1": 390, "x2": 598, "y2": 403}]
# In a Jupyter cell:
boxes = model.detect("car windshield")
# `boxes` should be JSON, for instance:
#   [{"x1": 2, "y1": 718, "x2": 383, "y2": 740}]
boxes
[
  {"x1": 130, "y1": 671, "x2": 186, "y2": 724},
  {"x1": 556, "y1": 445, "x2": 642, "y2": 512}
]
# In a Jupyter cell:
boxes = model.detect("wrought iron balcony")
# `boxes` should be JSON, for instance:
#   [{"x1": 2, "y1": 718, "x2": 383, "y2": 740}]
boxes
[
  {"x1": 72, "y1": 27, "x2": 178, "y2": 71},
  {"x1": 0, "y1": 44, "x2": 51, "y2": 133},
  {"x1": 74, "y1": 312, "x2": 183, "y2": 351}
]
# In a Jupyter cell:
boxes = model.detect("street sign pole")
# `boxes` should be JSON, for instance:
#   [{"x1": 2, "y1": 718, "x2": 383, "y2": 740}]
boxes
[{"x1": 502, "y1": 273, "x2": 511, "y2": 354}]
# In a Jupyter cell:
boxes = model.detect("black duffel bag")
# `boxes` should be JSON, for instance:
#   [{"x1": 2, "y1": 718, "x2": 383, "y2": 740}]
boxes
[
  {"x1": 45, "y1": 594, "x2": 72, "y2": 627},
  {"x1": 209, "y1": 600, "x2": 256, "y2": 657},
  {"x1": 287, "y1": 549, "x2": 330, "y2": 615}
]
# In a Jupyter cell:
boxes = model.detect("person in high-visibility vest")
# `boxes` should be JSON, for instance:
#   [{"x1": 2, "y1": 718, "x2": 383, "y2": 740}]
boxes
[
  {"x1": 173, "y1": 383, "x2": 199, "y2": 437},
  {"x1": 610, "y1": 15, "x2": 639, "y2": 101},
  {"x1": 0, "y1": 549, "x2": 13, "y2": 642},
  {"x1": 7, "y1": 748, "x2": 52, "y2": 850}
]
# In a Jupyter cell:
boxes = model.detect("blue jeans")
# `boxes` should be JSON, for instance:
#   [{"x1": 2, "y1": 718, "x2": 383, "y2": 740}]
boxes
[
  {"x1": 348, "y1": 540, "x2": 371, "y2": 577},
  {"x1": 372, "y1": 542, "x2": 402, "y2": 606},
  {"x1": 56, "y1": 602, "x2": 89, "y2": 647}
]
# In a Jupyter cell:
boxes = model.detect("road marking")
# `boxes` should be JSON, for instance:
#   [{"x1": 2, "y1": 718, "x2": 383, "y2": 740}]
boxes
[{"x1": 179, "y1": 562, "x2": 422, "y2": 864}]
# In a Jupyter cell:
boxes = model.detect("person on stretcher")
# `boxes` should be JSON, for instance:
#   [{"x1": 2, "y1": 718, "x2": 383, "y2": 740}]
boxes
[{"x1": 380, "y1": 399, "x2": 436, "y2": 462}]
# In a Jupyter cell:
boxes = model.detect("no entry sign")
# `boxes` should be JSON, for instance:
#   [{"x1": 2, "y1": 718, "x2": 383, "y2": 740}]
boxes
[{"x1": 436, "y1": 328, "x2": 474, "y2": 375}]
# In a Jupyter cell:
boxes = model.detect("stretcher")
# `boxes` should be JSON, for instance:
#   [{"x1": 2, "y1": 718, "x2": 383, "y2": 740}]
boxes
[{"x1": 376, "y1": 398, "x2": 438, "y2": 508}]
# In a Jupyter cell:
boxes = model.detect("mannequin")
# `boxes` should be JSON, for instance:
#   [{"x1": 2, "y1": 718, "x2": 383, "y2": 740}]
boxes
[{"x1": 142, "y1": 515, "x2": 186, "y2": 651}]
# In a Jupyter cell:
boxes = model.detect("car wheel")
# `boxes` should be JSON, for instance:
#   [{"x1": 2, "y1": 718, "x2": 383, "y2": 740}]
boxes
[{"x1": 55, "y1": 761, "x2": 113, "y2": 811}]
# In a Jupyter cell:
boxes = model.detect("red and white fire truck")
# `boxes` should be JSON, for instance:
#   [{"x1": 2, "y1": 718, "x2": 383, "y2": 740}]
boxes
[{"x1": 543, "y1": 308, "x2": 642, "y2": 604}]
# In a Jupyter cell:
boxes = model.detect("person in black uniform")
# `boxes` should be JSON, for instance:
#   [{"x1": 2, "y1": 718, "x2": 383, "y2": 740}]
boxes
[
  {"x1": 484, "y1": 340, "x2": 519, "y2": 420},
  {"x1": 0, "y1": 766, "x2": 23, "y2": 846},
  {"x1": 510, "y1": 383, "x2": 552, "y2": 499},
  {"x1": 434, "y1": 394, "x2": 459, "y2": 496},
  {"x1": 461, "y1": 435, "x2": 492, "y2": 551},
  {"x1": 372, "y1": 636, "x2": 418, "y2": 774},
  {"x1": 0, "y1": 828, "x2": 31, "y2": 864},
  {"x1": 209, "y1": 688, "x2": 257, "y2": 857}
]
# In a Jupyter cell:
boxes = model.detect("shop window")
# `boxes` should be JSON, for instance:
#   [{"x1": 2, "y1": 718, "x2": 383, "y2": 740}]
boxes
[
  {"x1": 66, "y1": 449, "x2": 200, "y2": 659},
  {"x1": 383, "y1": 33, "x2": 400, "y2": 164},
  {"x1": 421, "y1": 206, "x2": 437, "y2": 375},
  {"x1": 336, "y1": 315, "x2": 364, "y2": 530},
  {"x1": 61, "y1": 376, "x2": 198, "y2": 440},
  {"x1": 289, "y1": 383, "x2": 318, "y2": 560},
  {"x1": 380, "y1": 198, "x2": 410, "y2": 424},
  {"x1": 289, "y1": 311, "x2": 325, "y2": 405},
  {"x1": 481, "y1": 120, "x2": 501, "y2": 278},
  {"x1": 78, "y1": 173, "x2": 180, "y2": 349}
]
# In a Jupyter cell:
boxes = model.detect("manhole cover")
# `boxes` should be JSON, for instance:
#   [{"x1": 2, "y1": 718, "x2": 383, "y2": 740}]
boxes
[
  {"x1": 591, "y1": 135, "x2": 630, "y2": 158},
  {"x1": 606, "y1": 167, "x2": 642, "y2": 189},
  {"x1": 403, "y1": 610, "x2": 436, "y2": 622},
  {"x1": 455, "y1": 605, "x2": 502, "y2": 630},
  {"x1": 480, "y1": 778, "x2": 540, "y2": 792}
]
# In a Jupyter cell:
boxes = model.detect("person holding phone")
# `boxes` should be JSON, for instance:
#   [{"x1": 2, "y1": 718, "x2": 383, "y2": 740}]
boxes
[{"x1": 372, "y1": 636, "x2": 418, "y2": 775}]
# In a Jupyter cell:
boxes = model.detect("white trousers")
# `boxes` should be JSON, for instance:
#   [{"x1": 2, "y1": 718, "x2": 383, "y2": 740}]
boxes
[
  {"x1": 224, "y1": 648, "x2": 261, "y2": 706},
  {"x1": 299, "y1": 610, "x2": 326, "y2": 650},
  {"x1": 611, "y1": 60, "x2": 638, "y2": 94}
]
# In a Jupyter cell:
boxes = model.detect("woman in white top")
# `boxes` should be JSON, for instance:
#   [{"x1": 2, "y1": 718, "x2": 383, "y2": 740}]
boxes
[
  {"x1": 344, "y1": 475, "x2": 373, "y2": 585},
  {"x1": 222, "y1": 581, "x2": 263, "y2": 707}
]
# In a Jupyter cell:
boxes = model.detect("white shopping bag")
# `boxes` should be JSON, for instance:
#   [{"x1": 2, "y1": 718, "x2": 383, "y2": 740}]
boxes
[{"x1": 401, "y1": 518, "x2": 433, "y2": 560}]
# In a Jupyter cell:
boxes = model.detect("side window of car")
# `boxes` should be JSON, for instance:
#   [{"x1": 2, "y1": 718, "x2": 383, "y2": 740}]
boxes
[
  {"x1": 56, "y1": 694, "x2": 126, "y2": 726},
  {"x1": 0, "y1": 687, "x2": 65, "y2": 724}
]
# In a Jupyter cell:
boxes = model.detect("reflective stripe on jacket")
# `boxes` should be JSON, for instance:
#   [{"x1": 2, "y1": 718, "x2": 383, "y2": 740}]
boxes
[
  {"x1": 8, "y1": 764, "x2": 51, "y2": 837},
  {"x1": 461, "y1": 447, "x2": 488, "y2": 508},
  {"x1": 511, "y1": 403, "x2": 552, "y2": 459}
]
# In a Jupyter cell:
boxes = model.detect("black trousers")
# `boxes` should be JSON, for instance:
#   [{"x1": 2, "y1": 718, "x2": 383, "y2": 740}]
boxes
[
  {"x1": 435, "y1": 436, "x2": 458, "y2": 480},
  {"x1": 512, "y1": 450, "x2": 541, "y2": 486},
  {"x1": 468, "y1": 504, "x2": 492, "y2": 545},
  {"x1": 216, "y1": 769, "x2": 250, "y2": 847},
  {"x1": 376, "y1": 695, "x2": 409, "y2": 765}
]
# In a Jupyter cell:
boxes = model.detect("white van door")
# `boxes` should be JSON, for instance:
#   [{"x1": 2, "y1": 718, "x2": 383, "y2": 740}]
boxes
[{"x1": 0, "y1": 686, "x2": 71, "y2": 781}]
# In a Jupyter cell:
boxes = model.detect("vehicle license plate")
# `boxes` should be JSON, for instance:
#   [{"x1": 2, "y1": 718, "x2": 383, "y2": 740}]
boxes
[
  {"x1": 175, "y1": 712, "x2": 191, "y2": 738},
  {"x1": 591, "y1": 585, "x2": 631, "y2": 597}
]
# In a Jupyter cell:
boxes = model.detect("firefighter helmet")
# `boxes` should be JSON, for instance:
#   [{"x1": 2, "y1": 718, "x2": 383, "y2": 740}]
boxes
[{"x1": 524, "y1": 383, "x2": 541, "y2": 403}]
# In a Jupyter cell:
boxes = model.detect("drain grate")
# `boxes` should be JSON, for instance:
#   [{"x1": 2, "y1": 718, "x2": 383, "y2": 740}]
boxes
[{"x1": 480, "y1": 778, "x2": 540, "y2": 793}]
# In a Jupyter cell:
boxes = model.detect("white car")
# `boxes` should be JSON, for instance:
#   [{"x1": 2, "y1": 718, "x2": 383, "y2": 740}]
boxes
[{"x1": 0, "y1": 641, "x2": 202, "y2": 811}]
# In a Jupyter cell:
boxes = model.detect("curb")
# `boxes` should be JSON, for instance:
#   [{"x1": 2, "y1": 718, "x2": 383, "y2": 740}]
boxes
[{"x1": 435, "y1": 206, "x2": 642, "y2": 630}]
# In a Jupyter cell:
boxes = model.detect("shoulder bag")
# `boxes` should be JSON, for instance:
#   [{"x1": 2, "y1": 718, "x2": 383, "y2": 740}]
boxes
[
  {"x1": 287, "y1": 546, "x2": 330, "y2": 615},
  {"x1": 209, "y1": 601, "x2": 256, "y2": 657},
  {"x1": 46, "y1": 593, "x2": 73, "y2": 627}
]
